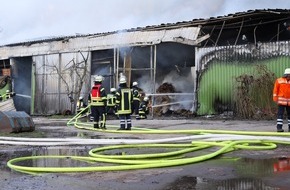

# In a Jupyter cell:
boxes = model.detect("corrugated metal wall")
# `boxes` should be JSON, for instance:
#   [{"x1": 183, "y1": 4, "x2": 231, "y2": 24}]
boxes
[
  {"x1": 33, "y1": 52, "x2": 91, "y2": 115},
  {"x1": 195, "y1": 41, "x2": 290, "y2": 115},
  {"x1": 30, "y1": 40, "x2": 290, "y2": 116}
]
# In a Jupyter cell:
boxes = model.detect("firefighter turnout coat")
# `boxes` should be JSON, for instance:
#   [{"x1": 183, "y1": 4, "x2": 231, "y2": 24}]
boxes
[
  {"x1": 116, "y1": 85, "x2": 133, "y2": 115},
  {"x1": 273, "y1": 77, "x2": 290, "y2": 106}
]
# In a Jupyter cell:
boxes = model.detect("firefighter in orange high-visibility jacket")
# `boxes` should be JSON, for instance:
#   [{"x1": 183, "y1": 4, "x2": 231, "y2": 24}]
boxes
[
  {"x1": 273, "y1": 68, "x2": 290, "y2": 132},
  {"x1": 88, "y1": 75, "x2": 107, "y2": 129}
]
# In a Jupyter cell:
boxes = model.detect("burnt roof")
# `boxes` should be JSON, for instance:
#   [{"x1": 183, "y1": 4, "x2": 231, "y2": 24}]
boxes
[{"x1": 4, "y1": 9, "x2": 290, "y2": 47}]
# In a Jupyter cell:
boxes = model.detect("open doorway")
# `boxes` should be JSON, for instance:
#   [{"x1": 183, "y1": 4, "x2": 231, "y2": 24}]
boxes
[
  {"x1": 91, "y1": 49, "x2": 114, "y2": 90},
  {"x1": 11, "y1": 57, "x2": 32, "y2": 114}
]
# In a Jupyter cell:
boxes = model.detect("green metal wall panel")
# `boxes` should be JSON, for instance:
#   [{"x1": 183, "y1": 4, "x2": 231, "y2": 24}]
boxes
[{"x1": 196, "y1": 41, "x2": 290, "y2": 116}]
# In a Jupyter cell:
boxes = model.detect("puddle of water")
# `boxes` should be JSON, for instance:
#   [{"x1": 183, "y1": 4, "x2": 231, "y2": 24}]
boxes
[
  {"x1": 192, "y1": 177, "x2": 278, "y2": 190},
  {"x1": 193, "y1": 156, "x2": 286, "y2": 189},
  {"x1": 154, "y1": 175, "x2": 279, "y2": 190},
  {"x1": 166, "y1": 155, "x2": 288, "y2": 189},
  {"x1": 39, "y1": 129, "x2": 140, "y2": 140},
  {"x1": 228, "y1": 156, "x2": 290, "y2": 179},
  {"x1": 1, "y1": 147, "x2": 98, "y2": 169},
  {"x1": 162, "y1": 156, "x2": 284, "y2": 189},
  {"x1": 3, "y1": 146, "x2": 288, "y2": 170},
  {"x1": 1, "y1": 146, "x2": 289, "y2": 189}
]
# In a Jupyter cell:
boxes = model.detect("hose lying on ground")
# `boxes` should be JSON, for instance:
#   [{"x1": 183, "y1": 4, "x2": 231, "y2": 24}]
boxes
[
  {"x1": 2, "y1": 134, "x2": 290, "y2": 145},
  {"x1": 6, "y1": 109, "x2": 290, "y2": 174},
  {"x1": 7, "y1": 139, "x2": 281, "y2": 175},
  {"x1": 6, "y1": 131, "x2": 290, "y2": 175},
  {"x1": 0, "y1": 134, "x2": 227, "y2": 146}
]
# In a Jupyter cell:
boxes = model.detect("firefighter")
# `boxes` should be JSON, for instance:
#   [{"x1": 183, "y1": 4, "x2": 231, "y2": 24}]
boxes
[
  {"x1": 88, "y1": 75, "x2": 107, "y2": 129},
  {"x1": 76, "y1": 96, "x2": 88, "y2": 114},
  {"x1": 273, "y1": 68, "x2": 290, "y2": 132},
  {"x1": 2, "y1": 90, "x2": 15, "y2": 100},
  {"x1": 137, "y1": 96, "x2": 150, "y2": 120},
  {"x1": 106, "y1": 87, "x2": 117, "y2": 115},
  {"x1": 115, "y1": 75, "x2": 133, "y2": 130},
  {"x1": 131, "y1": 81, "x2": 141, "y2": 115}
]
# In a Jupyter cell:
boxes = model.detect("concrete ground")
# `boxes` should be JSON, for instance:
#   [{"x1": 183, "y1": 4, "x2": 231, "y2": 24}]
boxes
[{"x1": 1, "y1": 117, "x2": 290, "y2": 190}]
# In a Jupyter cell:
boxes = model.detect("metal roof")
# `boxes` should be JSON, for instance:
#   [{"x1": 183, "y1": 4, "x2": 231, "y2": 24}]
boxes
[{"x1": 0, "y1": 26, "x2": 202, "y2": 59}]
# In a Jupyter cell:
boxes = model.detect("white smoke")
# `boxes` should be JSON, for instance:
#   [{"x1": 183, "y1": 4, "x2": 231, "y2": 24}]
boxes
[
  {"x1": 160, "y1": 70, "x2": 194, "y2": 110},
  {"x1": 137, "y1": 69, "x2": 195, "y2": 110},
  {"x1": 138, "y1": 75, "x2": 154, "y2": 94},
  {"x1": 161, "y1": 70, "x2": 194, "y2": 93}
]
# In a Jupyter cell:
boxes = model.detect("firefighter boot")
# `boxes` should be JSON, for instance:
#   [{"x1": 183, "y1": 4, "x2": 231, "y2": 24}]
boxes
[
  {"x1": 126, "y1": 120, "x2": 132, "y2": 130},
  {"x1": 277, "y1": 126, "x2": 284, "y2": 132},
  {"x1": 277, "y1": 129, "x2": 284, "y2": 132},
  {"x1": 117, "y1": 120, "x2": 126, "y2": 130}
]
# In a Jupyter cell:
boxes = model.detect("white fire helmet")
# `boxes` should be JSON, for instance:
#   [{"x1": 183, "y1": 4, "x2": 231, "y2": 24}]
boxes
[
  {"x1": 6, "y1": 90, "x2": 10, "y2": 93},
  {"x1": 94, "y1": 75, "x2": 103, "y2": 82},
  {"x1": 284, "y1": 68, "x2": 290, "y2": 75},
  {"x1": 119, "y1": 76, "x2": 127, "y2": 84},
  {"x1": 79, "y1": 96, "x2": 83, "y2": 100},
  {"x1": 144, "y1": 96, "x2": 149, "y2": 101},
  {"x1": 110, "y1": 88, "x2": 116, "y2": 92},
  {"x1": 132, "y1": 81, "x2": 138, "y2": 86}
]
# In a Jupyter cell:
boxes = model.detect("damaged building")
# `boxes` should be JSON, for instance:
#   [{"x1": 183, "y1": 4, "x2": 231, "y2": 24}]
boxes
[{"x1": 0, "y1": 9, "x2": 290, "y2": 117}]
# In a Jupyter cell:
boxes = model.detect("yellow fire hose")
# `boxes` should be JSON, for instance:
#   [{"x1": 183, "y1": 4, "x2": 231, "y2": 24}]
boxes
[
  {"x1": 7, "y1": 140, "x2": 279, "y2": 175},
  {"x1": 6, "y1": 107, "x2": 290, "y2": 175}
]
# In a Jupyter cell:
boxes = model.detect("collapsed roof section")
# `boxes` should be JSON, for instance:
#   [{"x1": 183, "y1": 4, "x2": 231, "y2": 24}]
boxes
[{"x1": 198, "y1": 9, "x2": 290, "y2": 46}]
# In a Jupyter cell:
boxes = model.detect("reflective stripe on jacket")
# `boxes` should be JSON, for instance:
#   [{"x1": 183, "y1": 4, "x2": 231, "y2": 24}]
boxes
[
  {"x1": 273, "y1": 77, "x2": 290, "y2": 106},
  {"x1": 138, "y1": 101, "x2": 148, "y2": 114},
  {"x1": 132, "y1": 87, "x2": 140, "y2": 101},
  {"x1": 116, "y1": 87, "x2": 132, "y2": 114},
  {"x1": 90, "y1": 84, "x2": 106, "y2": 106},
  {"x1": 107, "y1": 93, "x2": 116, "y2": 106}
]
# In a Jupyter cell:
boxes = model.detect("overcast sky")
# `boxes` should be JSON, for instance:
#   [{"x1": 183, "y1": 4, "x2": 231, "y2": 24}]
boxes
[{"x1": 0, "y1": 0, "x2": 289, "y2": 45}]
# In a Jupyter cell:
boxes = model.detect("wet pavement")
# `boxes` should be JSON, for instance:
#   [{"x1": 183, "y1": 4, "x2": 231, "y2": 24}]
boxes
[{"x1": 1, "y1": 117, "x2": 290, "y2": 189}]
